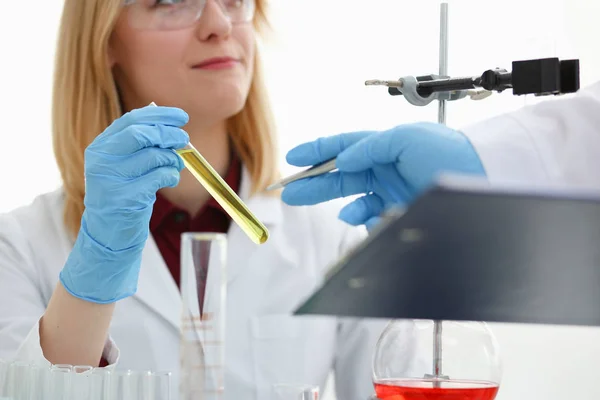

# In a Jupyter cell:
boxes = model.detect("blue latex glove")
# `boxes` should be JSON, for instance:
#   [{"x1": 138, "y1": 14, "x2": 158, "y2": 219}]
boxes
[
  {"x1": 59, "y1": 105, "x2": 190, "y2": 304},
  {"x1": 281, "y1": 122, "x2": 486, "y2": 231}
]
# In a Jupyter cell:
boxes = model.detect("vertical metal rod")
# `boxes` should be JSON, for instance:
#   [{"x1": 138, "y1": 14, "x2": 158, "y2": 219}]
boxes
[
  {"x1": 433, "y1": 320, "x2": 443, "y2": 376},
  {"x1": 433, "y1": 1, "x2": 448, "y2": 383},
  {"x1": 438, "y1": 2, "x2": 449, "y2": 124}
]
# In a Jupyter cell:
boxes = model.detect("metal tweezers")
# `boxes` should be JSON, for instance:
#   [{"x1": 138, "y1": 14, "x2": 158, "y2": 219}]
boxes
[{"x1": 266, "y1": 158, "x2": 337, "y2": 191}]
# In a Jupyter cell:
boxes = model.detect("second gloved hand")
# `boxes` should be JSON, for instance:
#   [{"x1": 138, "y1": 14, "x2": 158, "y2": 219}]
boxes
[
  {"x1": 281, "y1": 122, "x2": 486, "y2": 230},
  {"x1": 59, "y1": 105, "x2": 189, "y2": 304}
]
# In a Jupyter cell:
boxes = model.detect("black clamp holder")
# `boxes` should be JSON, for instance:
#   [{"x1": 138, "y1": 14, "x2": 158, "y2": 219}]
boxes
[{"x1": 366, "y1": 57, "x2": 580, "y2": 107}]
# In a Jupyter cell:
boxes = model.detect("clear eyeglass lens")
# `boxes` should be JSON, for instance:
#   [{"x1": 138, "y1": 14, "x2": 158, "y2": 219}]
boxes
[{"x1": 127, "y1": 0, "x2": 255, "y2": 30}]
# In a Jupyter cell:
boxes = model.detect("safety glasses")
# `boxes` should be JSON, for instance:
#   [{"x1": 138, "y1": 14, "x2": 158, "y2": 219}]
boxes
[{"x1": 123, "y1": 0, "x2": 256, "y2": 31}]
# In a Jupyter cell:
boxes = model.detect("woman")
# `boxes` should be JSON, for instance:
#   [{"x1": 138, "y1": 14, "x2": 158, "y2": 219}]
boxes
[{"x1": 0, "y1": 0, "x2": 391, "y2": 399}]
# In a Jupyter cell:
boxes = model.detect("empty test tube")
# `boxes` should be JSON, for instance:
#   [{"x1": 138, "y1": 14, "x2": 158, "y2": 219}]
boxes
[
  {"x1": 110, "y1": 370, "x2": 153, "y2": 400},
  {"x1": 6, "y1": 361, "x2": 32, "y2": 400},
  {"x1": 28, "y1": 364, "x2": 51, "y2": 400},
  {"x1": 49, "y1": 364, "x2": 72, "y2": 399},
  {"x1": 69, "y1": 366, "x2": 94, "y2": 400},
  {"x1": 0, "y1": 359, "x2": 9, "y2": 398},
  {"x1": 272, "y1": 383, "x2": 320, "y2": 400},
  {"x1": 89, "y1": 368, "x2": 112, "y2": 400},
  {"x1": 149, "y1": 371, "x2": 172, "y2": 400}
]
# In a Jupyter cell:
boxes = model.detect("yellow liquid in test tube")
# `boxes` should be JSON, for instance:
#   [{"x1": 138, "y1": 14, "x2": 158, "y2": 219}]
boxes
[
  {"x1": 149, "y1": 101, "x2": 268, "y2": 244},
  {"x1": 175, "y1": 144, "x2": 269, "y2": 244}
]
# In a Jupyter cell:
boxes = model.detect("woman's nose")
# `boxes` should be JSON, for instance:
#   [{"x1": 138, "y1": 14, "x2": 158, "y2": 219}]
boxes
[{"x1": 194, "y1": 0, "x2": 233, "y2": 41}]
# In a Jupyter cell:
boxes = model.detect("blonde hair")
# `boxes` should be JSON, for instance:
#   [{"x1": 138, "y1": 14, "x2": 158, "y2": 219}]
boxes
[{"x1": 52, "y1": 0, "x2": 279, "y2": 239}]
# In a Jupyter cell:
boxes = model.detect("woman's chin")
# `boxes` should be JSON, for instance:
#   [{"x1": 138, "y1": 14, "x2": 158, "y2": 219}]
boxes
[{"x1": 192, "y1": 94, "x2": 248, "y2": 120}]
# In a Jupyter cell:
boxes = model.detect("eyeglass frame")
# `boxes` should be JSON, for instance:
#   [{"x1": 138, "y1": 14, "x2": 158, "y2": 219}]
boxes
[{"x1": 122, "y1": 0, "x2": 256, "y2": 30}]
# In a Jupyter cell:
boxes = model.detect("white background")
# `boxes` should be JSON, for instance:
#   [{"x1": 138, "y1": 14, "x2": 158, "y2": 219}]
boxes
[{"x1": 1, "y1": 1, "x2": 600, "y2": 399}]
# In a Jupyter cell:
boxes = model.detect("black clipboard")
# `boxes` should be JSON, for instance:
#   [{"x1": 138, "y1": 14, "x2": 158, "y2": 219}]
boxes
[{"x1": 295, "y1": 176, "x2": 600, "y2": 327}]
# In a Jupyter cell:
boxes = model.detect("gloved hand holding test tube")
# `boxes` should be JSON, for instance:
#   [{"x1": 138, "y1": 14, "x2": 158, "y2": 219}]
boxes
[{"x1": 149, "y1": 102, "x2": 269, "y2": 245}]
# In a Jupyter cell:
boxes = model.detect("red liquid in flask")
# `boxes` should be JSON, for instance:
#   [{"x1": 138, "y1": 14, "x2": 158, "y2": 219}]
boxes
[{"x1": 374, "y1": 379, "x2": 499, "y2": 400}]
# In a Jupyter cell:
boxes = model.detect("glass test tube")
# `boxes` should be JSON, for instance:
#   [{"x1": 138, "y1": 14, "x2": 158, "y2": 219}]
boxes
[
  {"x1": 69, "y1": 365, "x2": 94, "y2": 400},
  {"x1": 49, "y1": 364, "x2": 72, "y2": 400},
  {"x1": 110, "y1": 370, "x2": 153, "y2": 400},
  {"x1": 271, "y1": 383, "x2": 320, "y2": 400},
  {"x1": 28, "y1": 364, "x2": 50, "y2": 400},
  {"x1": 3, "y1": 361, "x2": 23, "y2": 400},
  {"x1": 176, "y1": 142, "x2": 269, "y2": 244},
  {"x1": 0, "y1": 361, "x2": 49, "y2": 400},
  {"x1": 180, "y1": 233, "x2": 227, "y2": 400},
  {"x1": 109, "y1": 370, "x2": 130, "y2": 399},
  {"x1": 0, "y1": 359, "x2": 9, "y2": 399},
  {"x1": 130, "y1": 370, "x2": 153, "y2": 400},
  {"x1": 149, "y1": 371, "x2": 172, "y2": 400},
  {"x1": 89, "y1": 368, "x2": 112, "y2": 400},
  {"x1": 7, "y1": 361, "x2": 33, "y2": 400},
  {"x1": 148, "y1": 102, "x2": 269, "y2": 245}
]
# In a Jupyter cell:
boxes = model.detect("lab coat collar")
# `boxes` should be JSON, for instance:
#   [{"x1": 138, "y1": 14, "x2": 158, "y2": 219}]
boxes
[
  {"x1": 136, "y1": 236, "x2": 182, "y2": 331},
  {"x1": 237, "y1": 166, "x2": 283, "y2": 226},
  {"x1": 133, "y1": 165, "x2": 286, "y2": 332},
  {"x1": 216, "y1": 165, "x2": 286, "y2": 284}
]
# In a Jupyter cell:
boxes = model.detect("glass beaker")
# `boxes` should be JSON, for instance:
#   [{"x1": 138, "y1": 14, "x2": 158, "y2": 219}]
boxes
[
  {"x1": 372, "y1": 320, "x2": 502, "y2": 400},
  {"x1": 179, "y1": 233, "x2": 227, "y2": 400}
]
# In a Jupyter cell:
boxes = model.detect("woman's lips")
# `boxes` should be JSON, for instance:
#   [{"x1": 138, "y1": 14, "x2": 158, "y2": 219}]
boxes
[{"x1": 193, "y1": 57, "x2": 240, "y2": 70}]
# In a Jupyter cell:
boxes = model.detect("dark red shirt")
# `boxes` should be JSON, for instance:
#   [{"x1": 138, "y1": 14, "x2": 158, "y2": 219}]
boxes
[
  {"x1": 99, "y1": 154, "x2": 241, "y2": 367},
  {"x1": 150, "y1": 154, "x2": 241, "y2": 286}
]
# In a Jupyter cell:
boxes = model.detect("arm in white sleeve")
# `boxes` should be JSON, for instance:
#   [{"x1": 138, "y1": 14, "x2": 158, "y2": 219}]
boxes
[
  {"x1": 0, "y1": 212, "x2": 119, "y2": 368},
  {"x1": 462, "y1": 80, "x2": 600, "y2": 187}
]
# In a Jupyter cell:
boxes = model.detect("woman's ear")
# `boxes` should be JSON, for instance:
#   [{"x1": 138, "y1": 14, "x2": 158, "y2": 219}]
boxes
[
  {"x1": 107, "y1": 43, "x2": 117, "y2": 68},
  {"x1": 106, "y1": 31, "x2": 119, "y2": 68}
]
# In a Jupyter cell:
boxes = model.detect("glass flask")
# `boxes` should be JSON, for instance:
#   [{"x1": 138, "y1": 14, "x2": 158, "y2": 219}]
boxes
[
  {"x1": 372, "y1": 320, "x2": 502, "y2": 400},
  {"x1": 179, "y1": 233, "x2": 227, "y2": 400}
]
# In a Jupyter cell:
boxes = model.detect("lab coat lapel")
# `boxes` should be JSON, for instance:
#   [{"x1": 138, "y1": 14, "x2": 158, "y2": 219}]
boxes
[
  {"x1": 131, "y1": 167, "x2": 287, "y2": 330},
  {"x1": 134, "y1": 235, "x2": 182, "y2": 331},
  {"x1": 224, "y1": 167, "x2": 286, "y2": 285}
]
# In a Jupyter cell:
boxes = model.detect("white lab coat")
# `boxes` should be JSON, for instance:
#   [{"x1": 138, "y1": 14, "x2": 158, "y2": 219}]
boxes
[
  {"x1": 0, "y1": 167, "x2": 390, "y2": 400},
  {"x1": 5, "y1": 80, "x2": 595, "y2": 398},
  {"x1": 462, "y1": 80, "x2": 600, "y2": 187}
]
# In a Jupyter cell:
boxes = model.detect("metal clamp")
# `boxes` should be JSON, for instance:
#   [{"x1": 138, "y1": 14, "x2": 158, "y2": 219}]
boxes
[{"x1": 397, "y1": 74, "x2": 468, "y2": 107}]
